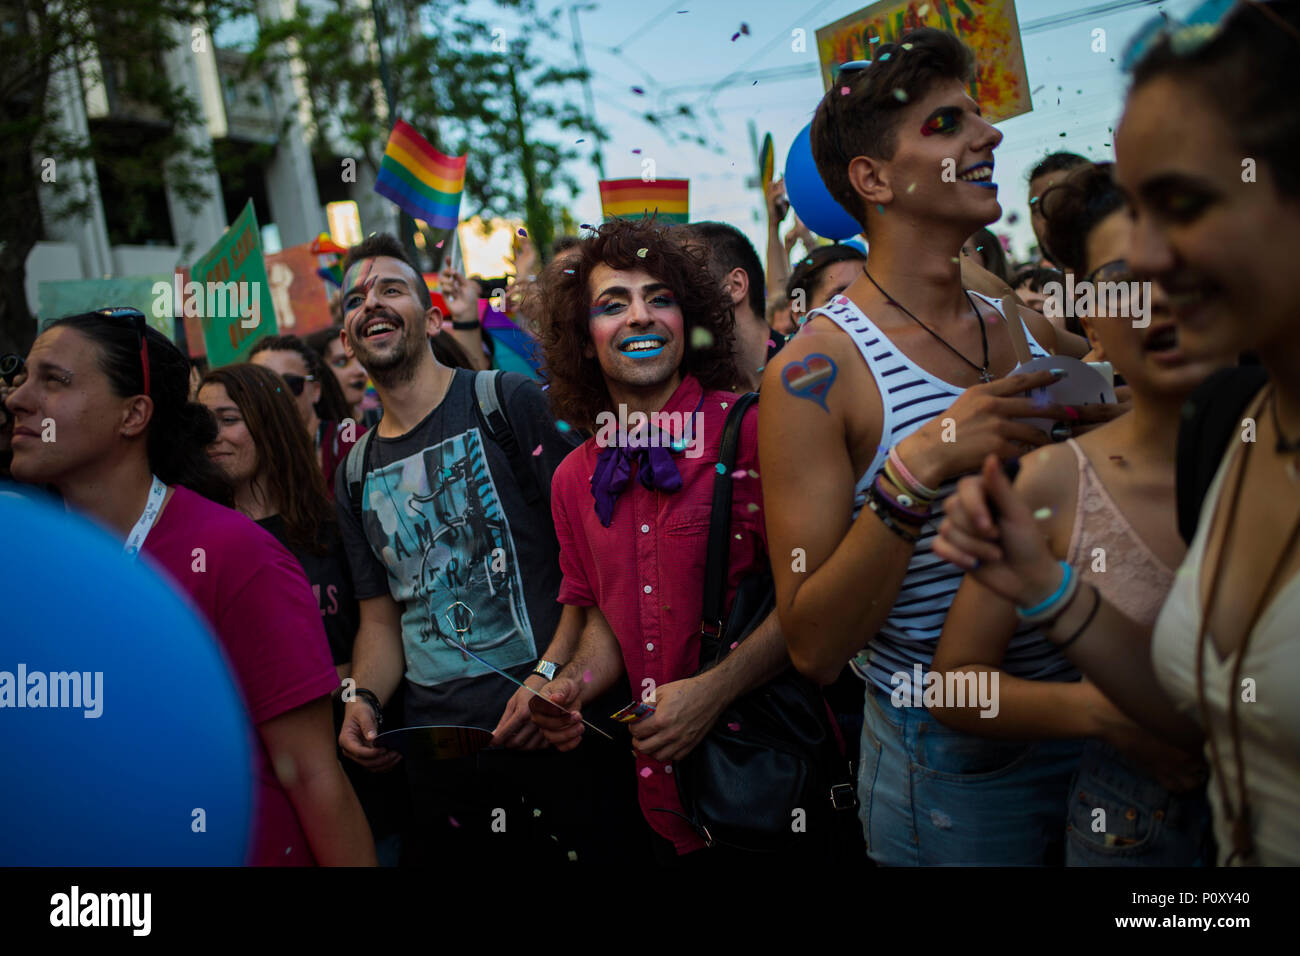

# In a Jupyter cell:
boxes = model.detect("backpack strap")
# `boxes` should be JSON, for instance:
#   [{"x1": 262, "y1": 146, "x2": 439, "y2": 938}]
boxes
[
  {"x1": 1176, "y1": 365, "x2": 1268, "y2": 544},
  {"x1": 700, "y1": 392, "x2": 760, "y2": 639},
  {"x1": 345, "y1": 425, "x2": 377, "y2": 525},
  {"x1": 473, "y1": 369, "x2": 543, "y2": 508}
]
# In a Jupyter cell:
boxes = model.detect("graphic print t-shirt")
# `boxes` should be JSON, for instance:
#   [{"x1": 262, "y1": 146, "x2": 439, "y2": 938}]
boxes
[{"x1": 335, "y1": 369, "x2": 578, "y2": 728}]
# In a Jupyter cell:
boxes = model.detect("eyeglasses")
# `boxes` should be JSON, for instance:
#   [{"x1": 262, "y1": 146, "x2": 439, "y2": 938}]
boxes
[
  {"x1": 281, "y1": 373, "x2": 316, "y2": 396},
  {"x1": 1084, "y1": 259, "x2": 1136, "y2": 286},
  {"x1": 1121, "y1": 0, "x2": 1300, "y2": 72},
  {"x1": 98, "y1": 307, "x2": 150, "y2": 397},
  {"x1": 1, "y1": 353, "x2": 24, "y2": 386}
]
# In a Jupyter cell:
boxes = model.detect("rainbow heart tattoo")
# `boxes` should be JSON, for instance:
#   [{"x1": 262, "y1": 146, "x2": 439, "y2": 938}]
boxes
[{"x1": 781, "y1": 353, "x2": 838, "y2": 411}]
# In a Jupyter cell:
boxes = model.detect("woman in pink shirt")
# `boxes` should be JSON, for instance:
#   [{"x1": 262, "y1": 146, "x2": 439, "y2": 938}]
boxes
[{"x1": 4, "y1": 309, "x2": 375, "y2": 866}]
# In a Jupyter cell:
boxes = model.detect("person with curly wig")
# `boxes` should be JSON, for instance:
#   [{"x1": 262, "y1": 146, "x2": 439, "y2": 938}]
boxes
[{"x1": 526, "y1": 217, "x2": 793, "y2": 866}]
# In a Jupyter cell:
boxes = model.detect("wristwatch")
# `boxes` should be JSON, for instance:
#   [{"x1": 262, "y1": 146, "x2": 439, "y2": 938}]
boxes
[{"x1": 531, "y1": 660, "x2": 560, "y2": 681}]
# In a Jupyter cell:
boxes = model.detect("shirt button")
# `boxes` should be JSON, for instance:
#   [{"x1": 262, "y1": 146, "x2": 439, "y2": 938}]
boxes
[
  {"x1": 643, "y1": 585, "x2": 652, "y2": 594},
  {"x1": 664, "y1": 764, "x2": 673, "y2": 774},
  {"x1": 646, "y1": 642, "x2": 654, "y2": 652},
  {"x1": 641, "y1": 524, "x2": 650, "y2": 533}
]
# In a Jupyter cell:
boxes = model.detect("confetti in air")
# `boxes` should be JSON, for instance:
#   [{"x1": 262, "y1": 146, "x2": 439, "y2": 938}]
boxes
[
  {"x1": 893, "y1": 88, "x2": 909, "y2": 102},
  {"x1": 841, "y1": 86, "x2": 850, "y2": 96},
  {"x1": 690, "y1": 327, "x2": 714, "y2": 348},
  {"x1": 532, "y1": 444, "x2": 543, "y2": 456},
  {"x1": 517, "y1": 227, "x2": 528, "y2": 237},
  {"x1": 1033, "y1": 507, "x2": 1053, "y2": 520},
  {"x1": 556, "y1": 421, "x2": 572, "y2": 432},
  {"x1": 747, "y1": 502, "x2": 759, "y2": 512},
  {"x1": 636, "y1": 247, "x2": 648, "y2": 258},
  {"x1": 640, "y1": 766, "x2": 653, "y2": 778},
  {"x1": 631, "y1": 86, "x2": 645, "y2": 95},
  {"x1": 715, "y1": 463, "x2": 727, "y2": 475}
]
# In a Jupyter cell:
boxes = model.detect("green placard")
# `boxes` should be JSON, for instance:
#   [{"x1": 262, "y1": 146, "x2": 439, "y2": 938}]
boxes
[{"x1": 190, "y1": 199, "x2": 278, "y2": 367}]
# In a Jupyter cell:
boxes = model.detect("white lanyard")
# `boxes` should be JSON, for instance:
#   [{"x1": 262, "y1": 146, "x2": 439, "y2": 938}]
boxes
[{"x1": 123, "y1": 475, "x2": 167, "y2": 558}]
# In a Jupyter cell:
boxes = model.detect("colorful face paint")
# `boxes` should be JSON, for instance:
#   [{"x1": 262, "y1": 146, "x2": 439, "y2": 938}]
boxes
[{"x1": 921, "y1": 108, "x2": 959, "y2": 136}]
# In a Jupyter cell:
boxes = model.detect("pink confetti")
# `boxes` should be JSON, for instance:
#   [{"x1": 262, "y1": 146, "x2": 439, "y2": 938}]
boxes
[
  {"x1": 840, "y1": 86, "x2": 850, "y2": 96},
  {"x1": 727, "y1": 722, "x2": 741, "y2": 732},
  {"x1": 640, "y1": 766, "x2": 653, "y2": 778},
  {"x1": 583, "y1": 669, "x2": 592, "y2": 683},
  {"x1": 435, "y1": 240, "x2": 444, "y2": 248},
  {"x1": 729, "y1": 641, "x2": 739, "y2": 650},
  {"x1": 731, "y1": 470, "x2": 747, "y2": 479},
  {"x1": 448, "y1": 816, "x2": 460, "y2": 828},
  {"x1": 532, "y1": 444, "x2": 543, "y2": 456}
]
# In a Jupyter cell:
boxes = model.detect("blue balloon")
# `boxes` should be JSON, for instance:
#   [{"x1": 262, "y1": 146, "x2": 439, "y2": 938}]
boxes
[
  {"x1": 783, "y1": 122, "x2": 862, "y2": 241},
  {"x1": 0, "y1": 493, "x2": 253, "y2": 865}
]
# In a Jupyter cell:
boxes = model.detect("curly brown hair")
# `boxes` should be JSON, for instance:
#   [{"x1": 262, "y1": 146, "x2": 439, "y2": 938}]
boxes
[{"x1": 533, "y1": 217, "x2": 738, "y2": 431}]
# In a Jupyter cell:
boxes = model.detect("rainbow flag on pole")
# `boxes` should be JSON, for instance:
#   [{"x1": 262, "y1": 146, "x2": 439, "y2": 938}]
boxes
[
  {"x1": 374, "y1": 120, "x2": 467, "y2": 231},
  {"x1": 598, "y1": 179, "x2": 689, "y2": 224}
]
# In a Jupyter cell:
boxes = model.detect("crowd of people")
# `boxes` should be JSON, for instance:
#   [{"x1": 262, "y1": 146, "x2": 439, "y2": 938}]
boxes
[{"x1": 1, "y1": 0, "x2": 1296, "y2": 868}]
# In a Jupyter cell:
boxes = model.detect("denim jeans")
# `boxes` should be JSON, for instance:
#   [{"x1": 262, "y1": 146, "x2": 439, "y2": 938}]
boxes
[
  {"x1": 1065, "y1": 740, "x2": 1212, "y2": 866},
  {"x1": 858, "y1": 684, "x2": 1083, "y2": 865}
]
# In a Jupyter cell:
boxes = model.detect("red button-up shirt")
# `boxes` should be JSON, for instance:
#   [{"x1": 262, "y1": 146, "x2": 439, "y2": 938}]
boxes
[{"x1": 550, "y1": 374, "x2": 767, "y2": 854}]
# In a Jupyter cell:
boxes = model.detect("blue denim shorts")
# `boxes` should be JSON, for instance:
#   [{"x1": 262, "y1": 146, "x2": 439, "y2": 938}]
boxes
[
  {"x1": 858, "y1": 684, "x2": 1083, "y2": 866},
  {"x1": 1065, "y1": 739, "x2": 1211, "y2": 866}
]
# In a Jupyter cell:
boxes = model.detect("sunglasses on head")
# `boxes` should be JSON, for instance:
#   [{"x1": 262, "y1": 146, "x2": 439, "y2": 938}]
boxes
[
  {"x1": 1, "y1": 353, "x2": 24, "y2": 386},
  {"x1": 281, "y1": 373, "x2": 316, "y2": 396},
  {"x1": 98, "y1": 307, "x2": 150, "y2": 397},
  {"x1": 827, "y1": 60, "x2": 875, "y2": 166},
  {"x1": 1121, "y1": 0, "x2": 1300, "y2": 72}
]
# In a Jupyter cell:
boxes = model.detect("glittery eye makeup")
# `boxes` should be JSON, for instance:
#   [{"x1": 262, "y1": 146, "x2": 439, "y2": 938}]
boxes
[{"x1": 921, "y1": 108, "x2": 960, "y2": 136}]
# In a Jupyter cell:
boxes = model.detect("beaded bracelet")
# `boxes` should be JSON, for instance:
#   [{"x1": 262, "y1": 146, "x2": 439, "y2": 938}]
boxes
[
  {"x1": 866, "y1": 489, "x2": 922, "y2": 544},
  {"x1": 1016, "y1": 562, "x2": 1078, "y2": 624},
  {"x1": 872, "y1": 473, "x2": 931, "y2": 523},
  {"x1": 889, "y1": 445, "x2": 941, "y2": 500}
]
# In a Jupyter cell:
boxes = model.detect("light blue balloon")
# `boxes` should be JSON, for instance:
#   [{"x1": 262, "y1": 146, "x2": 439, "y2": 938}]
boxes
[
  {"x1": 783, "y1": 122, "x2": 863, "y2": 241},
  {"x1": 0, "y1": 493, "x2": 253, "y2": 865}
]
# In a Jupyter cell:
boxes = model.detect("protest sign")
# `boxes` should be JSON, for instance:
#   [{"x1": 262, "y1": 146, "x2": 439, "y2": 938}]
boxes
[
  {"x1": 816, "y1": 0, "x2": 1032, "y2": 124},
  {"x1": 189, "y1": 199, "x2": 278, "y2": 367}
]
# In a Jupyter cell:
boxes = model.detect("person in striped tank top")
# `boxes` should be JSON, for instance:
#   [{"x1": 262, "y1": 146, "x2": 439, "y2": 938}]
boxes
[{"x1": 759, "y1": 27, "x2": 1123, "y2": 865}]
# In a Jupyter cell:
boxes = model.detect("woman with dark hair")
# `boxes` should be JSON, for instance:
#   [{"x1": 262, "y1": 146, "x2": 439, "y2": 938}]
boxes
[
  {"x1": 4, "y1": 309, "x2": 375, "y2": 865},
  {"x1": 932, "y1": 161, "x2": 1232, "y2": 865},
  {"x1": 936, "y1": 0, "x2": 1300, "y2": 865},
  {"x1": 961, "y1": 226, "x2": 1010, "y2": 286},
  {"x1": 249, "y1": 333, "x2": 360, "y2": 488},
  {"x1": 199, "y1": 362, "x2": 406, "y2": 863},
  {"x1": 785, "y1": 243, "x2": 866, "y2": 327}
]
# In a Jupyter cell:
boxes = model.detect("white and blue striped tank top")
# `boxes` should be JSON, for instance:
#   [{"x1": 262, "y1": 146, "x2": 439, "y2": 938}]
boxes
[{"x1": 809, "y1": 291, "x2": 1080, "y2": 697}]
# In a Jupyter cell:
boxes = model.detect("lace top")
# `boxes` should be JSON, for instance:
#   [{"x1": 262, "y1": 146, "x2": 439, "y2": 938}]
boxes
[{"x1": 1064, "y1": 439, "x2": 1175, "y2": 629}]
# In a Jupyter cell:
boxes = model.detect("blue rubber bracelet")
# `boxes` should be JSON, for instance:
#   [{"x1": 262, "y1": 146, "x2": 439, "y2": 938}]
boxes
[{"x1": 1018, "y1": 562, "x2": 1072, "y2": 617}]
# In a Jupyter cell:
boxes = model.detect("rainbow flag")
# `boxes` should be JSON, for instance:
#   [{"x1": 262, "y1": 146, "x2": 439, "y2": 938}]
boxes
[
  {"x1": 598, "y1": 179, "x2": 689, "y2": 224},
  {"x1": 374, "y1": 120, "x2": 467, "y2": 231},
  {"x1": 758, "y1": 133, "x2": 774, "y2": 193}
]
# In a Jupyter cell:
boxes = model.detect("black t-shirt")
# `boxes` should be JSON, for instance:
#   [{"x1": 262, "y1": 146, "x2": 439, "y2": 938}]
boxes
[
  {"x1": 256, "y1": 515, "x2": 359, "y2": 667},
  {"x1": 334, "y1": 369, "x2": 580, "y2": 729}
]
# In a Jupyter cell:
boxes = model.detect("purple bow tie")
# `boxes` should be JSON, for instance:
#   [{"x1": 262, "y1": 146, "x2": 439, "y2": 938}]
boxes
[{"x1": 590, "y1": 441, "x2": 683, "y2": 527}]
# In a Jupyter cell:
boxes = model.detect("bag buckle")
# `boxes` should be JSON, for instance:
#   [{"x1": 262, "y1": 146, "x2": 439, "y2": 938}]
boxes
[
  {"x1": 699, "y1": 619, "x2": 723, "y2": 639},
  {"x1": 829, "y1": 783, "x2": 857, "y2": 811}
]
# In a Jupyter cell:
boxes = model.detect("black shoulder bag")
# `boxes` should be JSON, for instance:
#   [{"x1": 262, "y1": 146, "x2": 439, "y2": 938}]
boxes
[{"x1": 673, "y1": 392, "x2": 862, "y2": 856}]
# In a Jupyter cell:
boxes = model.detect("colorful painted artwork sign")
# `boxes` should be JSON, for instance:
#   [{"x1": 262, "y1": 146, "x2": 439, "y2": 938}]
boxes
[
  {"x1": 264, "y1": 242, "x2": 335, "y2": 336},
  {"x1": 816, "y1": 0, "x2": 1032, "y2": 124}
]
